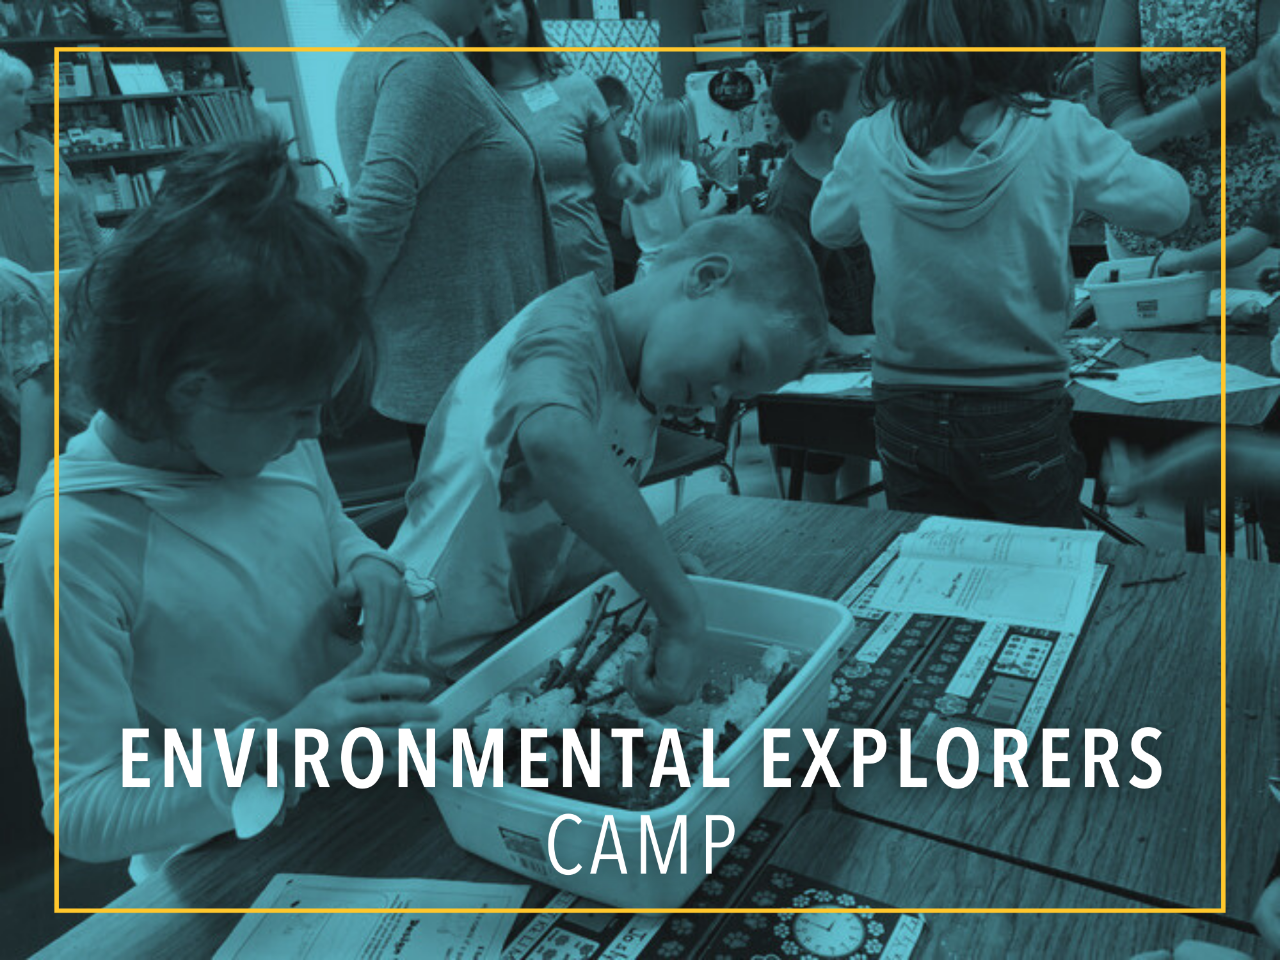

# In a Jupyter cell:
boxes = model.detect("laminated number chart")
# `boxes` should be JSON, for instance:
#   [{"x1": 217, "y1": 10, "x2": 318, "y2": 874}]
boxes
[{"x1": 829, "y1": 523, "x2": 1110, "y2": 774}]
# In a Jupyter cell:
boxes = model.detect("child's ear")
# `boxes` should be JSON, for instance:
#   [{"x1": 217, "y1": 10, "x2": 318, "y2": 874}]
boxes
[
  {"x1": 813, "y1": 109, "x2": 834, "y2": 135},
  {"x1": 166, "y1": 370, "x2": 213, "y2": 415},
  {"x1": 684, "y1": 254, "x2": 733, "y2": 298}
]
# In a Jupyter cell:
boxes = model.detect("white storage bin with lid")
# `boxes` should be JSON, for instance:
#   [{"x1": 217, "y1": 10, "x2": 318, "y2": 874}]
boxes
[
  {"x1": 1083, "y1": 256, "x2": 1212, "y2": 331},
  {"x1": 425, "y1": 572, "x2": 855, "y2": 908}
]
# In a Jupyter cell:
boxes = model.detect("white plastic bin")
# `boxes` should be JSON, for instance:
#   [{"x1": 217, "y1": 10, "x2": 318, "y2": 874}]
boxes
[
  {"x1": 1083, "y1": 256, "x2": 1211, "y2": 331},
  {"x1": 425, "y1": 572, "x2": 855, "y2": 908}
]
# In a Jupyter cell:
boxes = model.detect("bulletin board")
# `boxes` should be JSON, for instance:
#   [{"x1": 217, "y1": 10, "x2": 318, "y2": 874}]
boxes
[{"x1": 543, "y1": 18, "x2": 662, "y2": 138}]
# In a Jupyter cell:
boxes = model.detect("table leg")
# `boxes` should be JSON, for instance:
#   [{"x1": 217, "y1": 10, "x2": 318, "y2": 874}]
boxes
[
  {"x1": 1185, "y1": 500, "x2": 1206, "y2": 554},
  {"x1": 787, "y1": 449, "x2": 807, "y2": 501}
]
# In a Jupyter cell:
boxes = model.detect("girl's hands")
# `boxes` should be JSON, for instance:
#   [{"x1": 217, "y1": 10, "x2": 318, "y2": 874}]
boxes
[
  {"x1": 272, "y1": 640, "x2": 437, "y2": 748},
  {"x1": 340, "y1": 556, "x2": 419, "y2": 668}
]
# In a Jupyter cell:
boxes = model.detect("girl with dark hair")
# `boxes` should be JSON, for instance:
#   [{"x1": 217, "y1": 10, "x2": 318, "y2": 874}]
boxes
[
  {"x1": 812, "y1": 0, "x2": 1192, "y2": 528},
  {"x1": 337, "y1": 0, "x2": 558, "y2": 452},
  {"x1": 467, "y1": 0, "x2": 642, "y2": 292},
  {"x1": 6, "y1": 137, "x2": 436, "y2": 877}
]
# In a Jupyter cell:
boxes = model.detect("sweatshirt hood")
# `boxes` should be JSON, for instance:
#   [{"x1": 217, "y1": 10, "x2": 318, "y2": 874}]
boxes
[
  {"x1": 863, "y1": 103, "x2": 1044, "y2": 229},
  {"x1": 28, "y1": 413, "x2": 317, "y2": 511}
]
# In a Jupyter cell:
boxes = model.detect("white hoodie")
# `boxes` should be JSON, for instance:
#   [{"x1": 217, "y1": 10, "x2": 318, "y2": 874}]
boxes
[
  {"x1": 6, "y1": 415, "x2": 391, "y2": 873},
  {"x1": 813, "y1": 99, "x2": 1190, "y2": 389}
]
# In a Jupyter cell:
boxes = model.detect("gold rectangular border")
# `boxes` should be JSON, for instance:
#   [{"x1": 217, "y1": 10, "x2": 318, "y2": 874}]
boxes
[{"x1": 52, "y1": 43, "x2": 1228, "y2": 916}]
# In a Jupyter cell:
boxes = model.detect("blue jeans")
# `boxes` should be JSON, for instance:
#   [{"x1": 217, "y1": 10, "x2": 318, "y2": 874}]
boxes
[{"x1": 873, "y1": 387, "x2": 1086, "y2": 529}]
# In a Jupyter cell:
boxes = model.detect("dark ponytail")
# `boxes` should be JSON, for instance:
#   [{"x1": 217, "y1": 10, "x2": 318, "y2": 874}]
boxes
[
  {"x1": 70, "y1": 135, "x2": 374, "y2": 441},
  {"x1": 862, "y1": 0, "x2": 1060, "y2": 156}
]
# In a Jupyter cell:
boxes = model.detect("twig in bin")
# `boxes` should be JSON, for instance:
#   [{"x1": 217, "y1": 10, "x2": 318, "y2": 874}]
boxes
[{"x1": 551, "y1": 586, "x2": 616, "y2": 689}]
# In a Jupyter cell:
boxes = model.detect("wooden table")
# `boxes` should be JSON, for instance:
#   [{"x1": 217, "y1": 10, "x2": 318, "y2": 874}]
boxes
[
  {"x1": 35, "y1": 499, "x2": 1277, "y2": 958},
  {"x1": 756, "y1": 332, "x2": 1280, "y2": 536},
  {"x1": 663, "y1": 498, "x2": 1278, "y2": 923}
]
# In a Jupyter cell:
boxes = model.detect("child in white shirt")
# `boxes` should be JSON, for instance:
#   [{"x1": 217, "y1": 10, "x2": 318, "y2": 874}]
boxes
[{"x1": 624, "y1": 97, "x2": 727, "y2": 278}]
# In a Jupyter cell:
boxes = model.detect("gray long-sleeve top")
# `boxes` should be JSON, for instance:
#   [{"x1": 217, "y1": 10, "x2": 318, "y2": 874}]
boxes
[{"x1": 337, "y1": 5, "x2": 559, "y2": 424}]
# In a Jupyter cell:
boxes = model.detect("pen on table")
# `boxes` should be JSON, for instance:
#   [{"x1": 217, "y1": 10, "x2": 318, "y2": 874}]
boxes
[{"x1": 1075, "y1": 369, "x2": 1119, "y2": 380}]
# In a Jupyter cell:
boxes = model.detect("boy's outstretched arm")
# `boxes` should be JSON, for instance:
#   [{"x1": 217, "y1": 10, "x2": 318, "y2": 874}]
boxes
[
  {"x1": 1104, "y1": 431, "x2": 1280, "y2": 505},
  {"x1": 518, "y1": 405, "x2": 706, "y2": 714}
]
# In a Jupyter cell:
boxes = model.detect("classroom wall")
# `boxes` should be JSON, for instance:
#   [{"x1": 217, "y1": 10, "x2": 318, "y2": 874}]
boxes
[
  {"x1": 823, "y1": 0, "x2": 898, "y2": 48},
  {"x1": 220, "y1": 0, "x2": 323, "y2": 190},
  {"x1": 648, "y1": 0, "x2": 699, "y2": 97}
]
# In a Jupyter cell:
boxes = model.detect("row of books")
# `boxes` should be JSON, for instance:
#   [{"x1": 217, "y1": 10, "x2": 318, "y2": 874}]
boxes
[
  {"x1": 79, "y1": 167, "x2": 167, "y2": 215},
  {"x1": 60, "y1": 90, "x2": 258, "y2": 154}
]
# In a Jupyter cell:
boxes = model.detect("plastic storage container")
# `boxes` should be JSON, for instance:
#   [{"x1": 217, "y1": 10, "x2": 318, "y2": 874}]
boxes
[
  {"x1": 426, "y1": 572, "x2": 855, "y2": 908},
  {"x1": 1083, "y1": 257, "x2": 1212, "y2": 331}
]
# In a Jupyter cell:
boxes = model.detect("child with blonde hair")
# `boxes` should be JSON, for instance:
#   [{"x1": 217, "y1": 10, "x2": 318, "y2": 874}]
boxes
[{"x1": 623, "y1": 97, "x2": 727, "y2": 277}]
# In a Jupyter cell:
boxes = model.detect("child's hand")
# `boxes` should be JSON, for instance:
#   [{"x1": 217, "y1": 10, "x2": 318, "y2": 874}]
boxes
[
  {"x1": 1255, "y1": 876, "x2": 1280, "y2": 949},
  {"x1": 0, "y1": 488, "x2": 30, "y2": 522},
  {"x1": 272, "y1": 640, "x2": 437, "y2": 748},
  {"x1": 1157, "y1": 249, "x2": 1190, "y2": 275},
  {"x1": 677, "y1": 552, "x2": 709, "y2": 576},
  {"x1": 614, "y1": 163, "x2": 645, "y2": 200},
  {"x1": 1258, "y1": 266, "x2": 1280, "y2": 295},
  {"x1": 341, "y1": 556, "x2": 420, "y2": 668},
  {"x1": 705, "y1": 186, "x2": 728, "y2": 216},
  {"x1": 828, "y1": 331, "x2": 875, "y2": 356},
  {"x1": 1102, "y1": 435, "x2": 1219, "y2": 506},
  {"x1": 625, "y1": 621, "x2": 707, "y2": 716}
]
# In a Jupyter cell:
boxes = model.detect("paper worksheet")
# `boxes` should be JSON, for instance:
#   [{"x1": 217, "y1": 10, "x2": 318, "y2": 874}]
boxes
[
  {"x1": 773, "y1": 370, "x2": 874, "y2": 396},
  {"x1": 871, "y1": 517, "x2": 1102, "y2": 635},
  {"x1": 213, "y1": 875, "x2": 527, "y2": 959},
  {"x1": 1077, "y1": 355, "x2": 1280, "y2": 404}
]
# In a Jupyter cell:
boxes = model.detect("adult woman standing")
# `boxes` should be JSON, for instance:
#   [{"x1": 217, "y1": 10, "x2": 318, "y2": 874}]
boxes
[
  {"x1": 336, "y1": 0, "x2": 559, "y2": 447},
  {"x1": 0, "y1": 51, "x2": 100, "y2": 269},
  {"x1": 1094, "y1": 0, "x2": 1277, "y2": 266},
  {"x1": 467, "y1": 0, "x2": 641, "y2": 292}
]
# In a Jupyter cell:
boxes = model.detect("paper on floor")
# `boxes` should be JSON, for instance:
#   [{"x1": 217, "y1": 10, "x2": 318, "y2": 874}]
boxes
[
  {"x1": 213, "y1": 875, "x2": 527, "y2": 959},
  {"x1": 871, "y1": 517, "x2": 1102, "y2": 635},
  {"x1": 1077, "y1": 355, "x2": 1280, "y2": 404}
]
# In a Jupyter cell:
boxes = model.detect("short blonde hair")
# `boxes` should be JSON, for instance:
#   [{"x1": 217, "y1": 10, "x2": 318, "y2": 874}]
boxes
[
  {"x1": 0, "y1": 51, "x2": 34, "y2": 92},
  {"x1": 655, "y1": 216, "x2": 828, "y2": 372},
  {"x1": 1259, "y1": 34, "x2": 1280, "y2": 113}
]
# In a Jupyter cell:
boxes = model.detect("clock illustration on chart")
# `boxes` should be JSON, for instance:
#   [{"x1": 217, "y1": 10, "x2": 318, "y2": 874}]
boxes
[
  {"x1": 789, "y1": 911, "x2": 869, "y2": 957},
  {"x1": 703, "y1": 871, "x2": 917, "y2": 960}
]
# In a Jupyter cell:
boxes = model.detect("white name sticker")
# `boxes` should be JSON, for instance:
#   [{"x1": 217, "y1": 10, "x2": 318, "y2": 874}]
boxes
[{"x1": 522, "y1": 82, "x2": 560, "y2": 113}]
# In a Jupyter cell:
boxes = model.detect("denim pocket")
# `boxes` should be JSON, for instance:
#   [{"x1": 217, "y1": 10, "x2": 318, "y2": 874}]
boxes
[
  {"x1": 874, "y1": 418, "x2": 920, "y2": 471},
  {"x1": 978, "y1": 434, "x2": 1069, "y2": 482}
]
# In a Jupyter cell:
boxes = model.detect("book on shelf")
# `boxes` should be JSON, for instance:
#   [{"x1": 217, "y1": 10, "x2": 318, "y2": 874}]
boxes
[
  {"x1": 106, "y1": 54, "x2": 171, "y2": 95},
  {"x1": 83, "y1": 50, "x2": 111, "y2": 97},
  {"x1": 65, "y1": 90, "x2": 254, "y2": 157}
]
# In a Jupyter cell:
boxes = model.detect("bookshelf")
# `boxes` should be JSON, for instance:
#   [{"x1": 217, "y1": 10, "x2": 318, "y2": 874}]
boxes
[{"x1": 0, "y1": 1, "x2": 251, "y2": 224}]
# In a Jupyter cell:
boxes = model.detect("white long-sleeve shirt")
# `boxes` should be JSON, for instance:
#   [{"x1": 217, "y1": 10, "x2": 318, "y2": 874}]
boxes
[
  {"x1": 812, "y1": 99, "x2": 1190, "y2": 389},
  {"x1": 6, "y1": 415, "x2": 391, "y2": 870}
]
